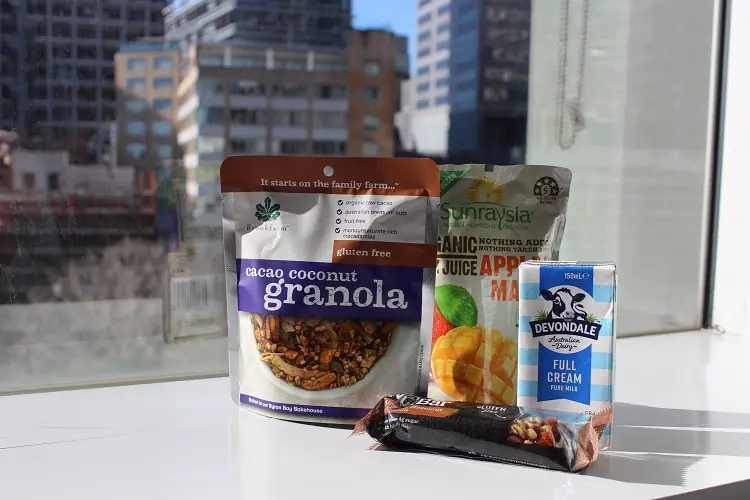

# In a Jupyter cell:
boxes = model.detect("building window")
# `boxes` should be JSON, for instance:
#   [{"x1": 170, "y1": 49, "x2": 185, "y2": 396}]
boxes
[
  {"x1": 418, "y1": 13, "x2": 432, "y2": 24},
  {"x1": 312, "y1": 141, "x2": 346, "y2": 155},
  {"x1": 153, "y1": 56, "x2": 174, "y2": 70},
  {"x1": 436, "y1": 59, "x2": 450, "y2": 70},
  {"x1": 229, "y1": 139, "x2": 263, "y2": 154},
  {"x1": 154, "y1": 77, "x2": 173, "y2": 90},
  {"x1": 198, "y1": 137, "x2": 225, "y2": 154},
  {"x1": 436, "y1": 77, "x2": 450, "y2": 88},
  {"x1": 318, "y1": 85, "x2": 347, "y2": 99},
  {"x1": 364, "y1": 61, "x2": 381, "y2": 77},
  {"x1": 365, "y1": 87, "x2": 380, "y2": 103},
  {"x1": 418, "y1": 30, "x2": 432, "y2": 42},
  {"x1": 437, "y1": 40, "x2": 451, "y2": 51},
  {"x1": 314, "y1": 111, "x2": 347, "y2": 128},
  {"x1": 125, "y1": 99, "x2": 147, "y2": 113},
  {"x1": 436, "y1": 95, "x2": 450, "y2": 105},
  {"x1": 419, "y1": 0, "x2": 432, "y2": 6},
  {"x1": 126, "y1": 143, "x2": 146, "y2": 159},
  {"x1": 416, "y1": 99, "x2": 430, "y2": 109},
  {"x1": 274, "y1": 140, "x2": 307, "y2": 155},
  {"x1": 417, "y1": 82, "x2": 431, "y2": 93},
  {"x1": 126, "y1": 58, "x2": 146, "y2": 71},
  {"x1": 231, "y1": 81, "x2": 265, "y2": 96},
  {"x1": 418, "y1": 48, "x2": 432, "y2": 58},
  {"x1": 47, "y1": 173, "x2": 60, "y2": 191},
  {"x1": 417, "y1": 65, "x2": 430, "y2": 76},
  {"x1": 153, "y1": 98, "x2": 173, "y2": 112},
  {"x1": 438, "y1": 4, "x2": 451, "y2": 15},
  {"x1": 126, "y1": 78, "x2": 146, "y2": 91},
  {"x1": 362, "y1": 142, "x2": 379, "y2": 156},
  {"x1": 273, "y1": 111, "x2": 307, "y2": 127},
  {"x1": 22, "y1": 173, "x2": 36, "y2": 190},
  {"x1": 126, "y1": 122, "x2": 146, "y2": 135},
  {"x1": 272, "y1": 84, "x2": 307, "y2": 98},
  {"x1": 154, "y1": 145, "x2": 173, "y2": 158},
  {"x1": 153, "y1": 121, "x2": 172, "y2": 136},
  {"x1": 363, "y1": 114, "x2": 379, "y2": 131},
  {"x1": 230, "y1": 109, "x2": 265, "y2": 125},
  {"x1": 437, "y1": 22, "x2": 451, "y2": 34},
  {"x1": 206, "y1": 107, "x2": 224, "y2": 124}
]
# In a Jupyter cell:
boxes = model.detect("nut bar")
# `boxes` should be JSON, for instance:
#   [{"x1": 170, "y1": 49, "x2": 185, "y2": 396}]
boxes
[{"x1": 353, "y1": 395, "x2": 612, "y2": 472}]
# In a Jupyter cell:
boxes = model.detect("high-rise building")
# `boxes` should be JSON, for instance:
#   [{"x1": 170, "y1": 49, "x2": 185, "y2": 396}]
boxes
[
  {"x1": 0, "y1": 0, "x2": 167, "y2": 164},
  {"x1": 164, "y1": 0, "x2": 352, "y2": 48},
  {"x1": 397, "y1": 0, "x2": 530, "y2": 162}
]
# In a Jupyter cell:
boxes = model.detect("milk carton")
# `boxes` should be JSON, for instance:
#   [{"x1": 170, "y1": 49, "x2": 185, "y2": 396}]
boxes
[{"x1": 517, "y1": 261, "x2": 616, "y2": 448}]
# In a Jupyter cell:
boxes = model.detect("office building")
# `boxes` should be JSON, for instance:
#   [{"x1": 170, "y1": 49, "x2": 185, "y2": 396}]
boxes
[
  {"x1": 397, "y1": 0, "x2": 530, "y2": 162},
  {"x1": 115, "y1": 40, "x2": 182, "y2": 169},
  {"x1": 0, "y1": 0, "x2": 167, "y2": 164},
  {"x1": 164, "y1": 0, "x2": 352, "y2": 48},
  {"x1": 347, "y1": 29, "x2": 409, "y2": 157}
]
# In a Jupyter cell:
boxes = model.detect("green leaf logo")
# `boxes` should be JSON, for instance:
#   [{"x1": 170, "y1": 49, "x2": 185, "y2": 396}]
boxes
[
  {"x1": 534, "y1": 309, "x2": 549, "y2": 321},
  {"x1": 255, "y1": 197, "x2": 281, "y2": 222}
]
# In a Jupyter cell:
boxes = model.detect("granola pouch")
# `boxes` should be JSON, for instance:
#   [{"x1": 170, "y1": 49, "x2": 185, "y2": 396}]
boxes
[{"x1": 221, "y1": 156, "x2": 440, "y2": 423}]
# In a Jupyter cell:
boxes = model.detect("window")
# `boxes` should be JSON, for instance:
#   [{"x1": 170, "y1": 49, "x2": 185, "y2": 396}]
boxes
[
  {"x1": 127, "y1": 58, "x2": 147, "y2": 71},
  {"x1": 231, "y1": 81, "x2": 265, "y2": 96},
  {"x1": 153, "y1": 121, "x2": 172, "y2": 136},
  {"x1": 154, "y1": 145, "x2": 173, "y2": 158},
  {"x1": 313, "y1": 141, "x2": 346, "y2": 155},
  {"x1": 364, "y1": 87, "x2": 380, "y2": 103},
  {"x1": 272, "y1": 84, "x2": 307, "y2": 98},
  {"x1": 417, "y1": 65, "x2": 430, "y2": 76},
  {"x1": 22, "y1": 173, "x2": 36, "y2": 190},
  {"x1": 363, "y1": 114, "x2": 379, "y2": 131},
  {"x1": 364, "y1": 61, "x2": 381, "y2": 77},
  {"x1": 416, "y1": 99, "x2": 430, "y2": 109},
  {"x1": 153, "y1": 99, "x2": 173, "y2": 112},
  {"x1": 126, "y1": 78, "x2": 146, "y2": 91},
  {"x1": 417, "y1": 82, "x2": 431, "y2": 93},
  {"x1": 274, "y1": 140, "x2": 307, "y2": 155},
  {"x1": 154, "y1": 78, "x2": 173, "y2": 90},
  {"x1": 125, "y1": 99, "x2": 147, "y2": 113},
  {"x1": 419, "y1": 0, "x2": 432, "y2": 6},
  {"x1": 436, "y1": 77, "x2": 450, "y2": 88},
  {"x1": 153, "y1": 56, "x2": 174, "y2": 70},
  {"x1": 418, "y1": 13, "x2": 432, "y2": 24},
  {"x1": 318, "y1": 85, "x2": 347, "y2": 99},
  {"x1": 126, "y1": 143, "x2": 145, "y2": 159},
  {"x1": 198, "y1": 136, "x2": 225, "y2": 154},
  {"x1": 273, "y1": 111, "x2": 307, "y2": 127},
  {"x1": 314, "y1": 111, "x2": 347, "y2": 128},
  {"x1": 435, "y1": 95, "x2": 450, "y2": 105},
  {"x1": 362, "y1": 142, "x2": 379, "y2": 156},
  {"x1": 230, "y1": 109, "x2": 265, "y2": 125},
  {"x1": 438, "y1": 4, "x2": 451, "y2": 15},
  {"x1": 418, "y1": 31, "x2": 432, "y2": 42},
  {"x1": 437, "y1": 40, "x2": 451, "y2": 51},
  {"x1": 417, "y1": 48, "x2": 432, "y2": 58},
  {"x1": 230, "y1": 139, "x2": 263, "y2": 154},
  {"x1": 47, "y1": 173, "x2": 59, "y2": 191},
  {"x1": 205, "y1": 107, "x2": 224, "y2": 124},
  {"x1": 126, "y1": 122, "x2": 146, "y2": 135},
  {"x1": 436, "y1": 59, "x2": 450, "y2": 70}
]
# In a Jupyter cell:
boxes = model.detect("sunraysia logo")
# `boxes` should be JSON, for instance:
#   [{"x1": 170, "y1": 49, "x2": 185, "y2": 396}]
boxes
[
  {"x1": 440, "y1": 177, "x2": 532, "y2": 231},
  {"x1": 529, "y1": 287, "x2": 602, "y2": 341}
]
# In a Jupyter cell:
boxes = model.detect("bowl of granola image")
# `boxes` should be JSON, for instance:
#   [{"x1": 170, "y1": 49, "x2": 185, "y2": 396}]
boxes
[{"x1": 248, "y1": 313, "x2": 417, "y2": 401}]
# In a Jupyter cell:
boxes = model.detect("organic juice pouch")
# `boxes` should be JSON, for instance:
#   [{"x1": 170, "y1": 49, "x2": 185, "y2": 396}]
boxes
[{"x1": 427, "y1": 165, "x2": 572, "y2": 405}]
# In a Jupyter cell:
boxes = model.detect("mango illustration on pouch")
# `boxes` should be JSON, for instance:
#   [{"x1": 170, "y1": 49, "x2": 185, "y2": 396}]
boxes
[
  {"x1": 221, "y1": 155, "x2": 440, "y2": 423},
  {"x1": 426, "y1": 165, "x2": 573, "y2": 407}
]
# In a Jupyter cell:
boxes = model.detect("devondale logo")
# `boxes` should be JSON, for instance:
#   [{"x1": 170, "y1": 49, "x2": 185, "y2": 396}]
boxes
[
  {"x1": 530, "y1": 287, "x2": 602, "y2": 340},
  {"x1": 255, "y1": 197, "x2": 281, "y2": 222}
]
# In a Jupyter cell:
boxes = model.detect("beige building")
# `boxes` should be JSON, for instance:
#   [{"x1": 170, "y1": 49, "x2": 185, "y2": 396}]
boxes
[{"x1": 114, "y1": 40, "x2": 182, "y2": 169}]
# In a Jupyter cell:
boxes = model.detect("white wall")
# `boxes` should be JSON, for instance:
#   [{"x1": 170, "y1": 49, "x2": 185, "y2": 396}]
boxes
[
  {"x1": 527, "y1": 0, "x2": 720, "y2": 335},
  {"x1": 712, "y1": 1, "x2": 750, "y2": 334}
]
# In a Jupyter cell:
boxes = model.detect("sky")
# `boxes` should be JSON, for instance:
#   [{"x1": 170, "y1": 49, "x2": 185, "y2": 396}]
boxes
[{"x1": 352, "y1": 0, "x2": 416, "y2": 64}]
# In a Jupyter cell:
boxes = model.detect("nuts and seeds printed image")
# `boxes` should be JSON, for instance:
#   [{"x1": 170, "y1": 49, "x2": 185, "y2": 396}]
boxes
[
  {"x1": 517, "y1": 261, "x2": 616, "y2": 449},
  {"x1": 221, "y1": 156, "x2": 440, "y2": 423},
  {"x1": 428, "y1": 164, "x2": 572, "y2": 406}
]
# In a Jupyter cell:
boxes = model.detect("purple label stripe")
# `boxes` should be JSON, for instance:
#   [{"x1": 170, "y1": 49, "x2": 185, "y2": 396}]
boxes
[{"x1": 240, "y1": 394, "x2": 369, "y2": 419}]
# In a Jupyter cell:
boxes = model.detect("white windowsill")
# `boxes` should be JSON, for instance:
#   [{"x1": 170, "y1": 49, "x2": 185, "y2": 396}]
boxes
[{"x1": 1, "y1": 330, "x2": 750, "y2": 499}]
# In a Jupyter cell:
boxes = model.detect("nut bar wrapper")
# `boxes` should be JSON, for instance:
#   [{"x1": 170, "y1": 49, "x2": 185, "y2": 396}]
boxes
[{"x1": 353, "y1": 395, "x2": 612, "y2": 472}]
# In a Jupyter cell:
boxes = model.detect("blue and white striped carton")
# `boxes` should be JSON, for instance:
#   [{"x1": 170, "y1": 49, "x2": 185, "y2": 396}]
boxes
[{"x1": 517, "y1": 261, "x2": 616, "y2": 449}]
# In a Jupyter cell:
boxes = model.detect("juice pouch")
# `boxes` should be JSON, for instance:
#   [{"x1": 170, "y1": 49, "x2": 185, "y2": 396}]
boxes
[
  {"x1": 427, "y1": 164, "x2": 572, "y2": 405},
  {"x1": 221, "y1": 156, "x2": 440, "y2": 423}
]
